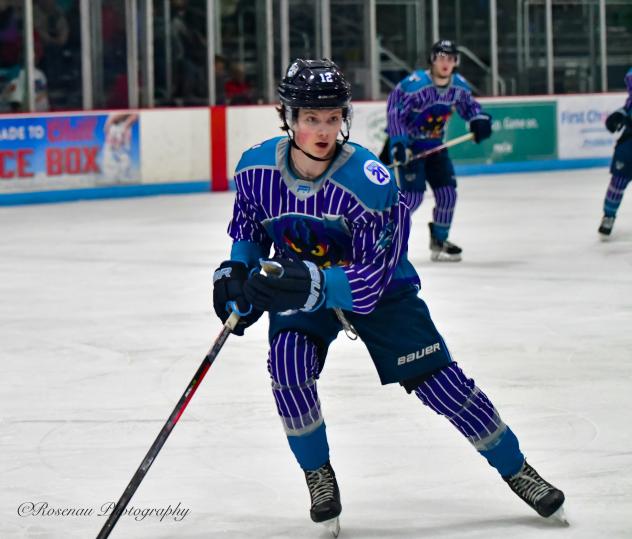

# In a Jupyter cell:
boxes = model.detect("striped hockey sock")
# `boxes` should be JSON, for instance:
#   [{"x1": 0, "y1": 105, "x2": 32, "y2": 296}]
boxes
[
  {"x1": 431, "y1": 185, "x2": 457, "y2": 241},
  {"x1": 268, "y1": 331, "x2": 329, "y2": 470},
  {"x1": 413, "y1": 363, "x2": 524, "y2": 477},
  {"x1": 603, "y1": 175, "x2": 631, "y2": 217}
]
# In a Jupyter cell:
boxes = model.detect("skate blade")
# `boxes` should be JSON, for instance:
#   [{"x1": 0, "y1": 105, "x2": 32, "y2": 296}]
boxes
[
  {"x1": 430, "y1": 252, "x2": 462, "y2": 262},
  {"x1": 321, "y1": 516, "x2": 340, "y2": 537},
  {"x1": 548, "y1": 505, "x2": 569, "y2": 526}
]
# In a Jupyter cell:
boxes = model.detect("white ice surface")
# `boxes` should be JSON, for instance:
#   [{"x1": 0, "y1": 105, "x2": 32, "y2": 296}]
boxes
[{"x1": 1, "y1": 168, "x2": 631, "y2": 538}]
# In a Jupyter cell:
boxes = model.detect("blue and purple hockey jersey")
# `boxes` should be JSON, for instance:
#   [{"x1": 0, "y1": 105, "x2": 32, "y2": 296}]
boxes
[
  {"x1": 227, "y1": 137, "x2": 420, "y2": 315},
  {"x1": 386, "y1": 70, "x2": 485, "y2": 151}
]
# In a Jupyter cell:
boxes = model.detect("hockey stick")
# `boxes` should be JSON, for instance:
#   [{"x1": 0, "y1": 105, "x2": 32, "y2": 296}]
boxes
[
  {"x1": 387, "y1": 132, "x2": 475, "y2": 169},
  {"x1": 96, "y1": 311, "x2": 240, "y2": 539}
]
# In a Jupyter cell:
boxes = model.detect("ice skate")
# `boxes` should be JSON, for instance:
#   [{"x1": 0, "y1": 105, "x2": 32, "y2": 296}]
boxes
[
  {"x1": 598, "y1": 215, "x2": 615, "y2": 238},
  {"x1": 504, "y1": 461, "x2": 567, "y2": 524},
  {"x1": 429, "y1": 223, "x2": 462, "y2": 262},
  {"x1": 304, "y1": 461, "x2": 341, "y2": 536}
]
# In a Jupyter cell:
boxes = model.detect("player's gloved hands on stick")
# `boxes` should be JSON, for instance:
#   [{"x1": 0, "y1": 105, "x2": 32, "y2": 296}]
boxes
[
  {"x1": 469, "y1": 113, "x2": 492, "y2": 143},
  {"x1": 213, "y1": 260, "x2": 263, "y2": 335},
  {"x1": 605, "y1": 110, "x2": 627, "y2": 133},
  {"x1": 244, "y1": 258, "x2": 325, "y2": 313}
]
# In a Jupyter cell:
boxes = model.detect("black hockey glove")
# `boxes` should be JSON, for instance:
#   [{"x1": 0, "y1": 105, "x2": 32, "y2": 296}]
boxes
[
  {"x1": 469, "y1": 113, "x2": 492, "y2": 143},
  {"x1": 244, "y1": 258, "x2": 325, "y2": 313},
  {"x1": 379, "y1": 137, "x2": 392, "y2": 165},
  {"x1": 390, "y1": 141, "x2": 415, "y2": 184},
  {"x1": 213, "y1": 260, "x2": 263, "y2": 336},
  {"x1": 390, "y1": 140, "x2": 408, "y2": 166},
  {"x1": 605, "y1": 110, "x2": 627, "y2": 133}
]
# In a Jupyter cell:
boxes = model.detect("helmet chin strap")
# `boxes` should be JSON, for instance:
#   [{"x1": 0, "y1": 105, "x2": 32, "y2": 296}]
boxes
[
  {"x1": 285, "y1": 119, "x2": 351, "y2": 163},
  {"x1": 290, "y1": 137, "x2": 333, "y2": 162}
]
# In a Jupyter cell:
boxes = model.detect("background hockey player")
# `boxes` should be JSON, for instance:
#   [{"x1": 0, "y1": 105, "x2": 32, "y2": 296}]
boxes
[
  {"x1": 384, "y1": 39, "x2": 492, "y2": 261},
  {"x1": 212, "y1": 58, "x2": 566, "y2": 535},
  {"x1": 598, "y1": 66, "x2": 632, "y2": 238}
]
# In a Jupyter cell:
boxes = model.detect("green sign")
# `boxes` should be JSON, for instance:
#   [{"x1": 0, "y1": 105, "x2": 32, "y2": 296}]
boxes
[{"x1": 445, "y1": 101, "x2": 558, "y2": 164}]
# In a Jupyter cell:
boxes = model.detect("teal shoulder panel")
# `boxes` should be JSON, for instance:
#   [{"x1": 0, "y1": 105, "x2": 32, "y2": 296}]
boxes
[
  {"x1": 235, "y1": 136, "x2": 283, "y2": 173},
  {"x1": 399, "y1": 69, "x2": 432, "y2": 93},
  {"x1": 452, "y1": 73, "x2": 472, "y2": 92}
]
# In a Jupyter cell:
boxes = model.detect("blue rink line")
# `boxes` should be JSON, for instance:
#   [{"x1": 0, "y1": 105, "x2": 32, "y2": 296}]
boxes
[
  {"x1": 455, "y1": 157, "x2": 610, "y2": 176},
  {"x1": 1, "y1": 158, "x2": 612, "y2": 205},
  {"x1": 0, "y1": 181, "x2": 211, "y2": 206}
]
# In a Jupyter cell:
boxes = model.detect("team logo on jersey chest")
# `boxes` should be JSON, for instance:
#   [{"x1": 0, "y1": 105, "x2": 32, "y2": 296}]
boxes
[
  {"x1": 363, "y1": 159, "x2": 390, "y2": 185},
  {"x1": 263, "y1": 214, "x2": 352, "y2": 268}
]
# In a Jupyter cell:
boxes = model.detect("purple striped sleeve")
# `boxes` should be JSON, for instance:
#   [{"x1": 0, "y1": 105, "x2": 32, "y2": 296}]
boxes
[
  {"x1": 227, "y1": 170, "x2": 273, "y2": 251},
  {"x1": 455, "y1": 88, "x2": 483, "y2": 121},
  {"x1": 386, "y1": 85, "x2": 410, "y2": 139},
  {"x1": 338, "y1": 196, "x2": 407, "y2": 315}
]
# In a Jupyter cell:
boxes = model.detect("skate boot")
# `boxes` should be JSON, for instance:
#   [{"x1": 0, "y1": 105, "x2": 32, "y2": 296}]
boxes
[
  {"x1": 504, "y1": 461, "x2": 567, "y2": 523},
  {"x1": 304, "y1": 461, "x2": 341, "y2": 536},
  {"x1": 598, "y1": 215, "x2": 615, "y2": 237},
  {"x1": 429, "y1": 223, "x2": 462, "y2": 262}
]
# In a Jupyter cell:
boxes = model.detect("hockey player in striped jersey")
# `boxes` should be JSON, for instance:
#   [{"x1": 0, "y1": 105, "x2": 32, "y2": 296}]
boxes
[
  {"x1": 599, "y1": 67, "x2": 632, "y2": 238},
  {"x1": 385, "y1": 40, "x2": 492, "y2": 261},
  {"x1": 212, "y1": 58, "x2": 566, "y2": 535}
]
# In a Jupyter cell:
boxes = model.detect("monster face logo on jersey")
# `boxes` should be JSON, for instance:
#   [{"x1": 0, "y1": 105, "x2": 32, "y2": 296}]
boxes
[
  {"x1": 412, "y1": 104, "x2": 453, "y2": 139},
  {"x1": 263, "y1": 214, "x2": 352, "y2": 268}
]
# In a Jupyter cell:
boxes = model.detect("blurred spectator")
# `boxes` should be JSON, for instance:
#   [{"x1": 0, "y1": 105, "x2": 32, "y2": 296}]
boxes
[
  {"x1": 224, "y1": 62, "x2": 253, "y2": 105},
  {"x1": 171, "y1": 0, "x2": 208, "y2": 105},
  {"x1": 0, "y1": 0, "x2": 21, "y2": 69},
  {"x1": 1, "y1": 66, "x2": 50, "y2": 112},
  {"x1": 214, "y1": 54, "x2": 226, "y2": 105},
  {"x1": 33, "y1": 0, "x2": 69, "y2": 51},
  {"x1": 33, "y1": 0, "x2": 72, "y2": 108},
  {"x1": 101, "y1": 1, "x2": 128, "y2": 108},
  {"x1": 0, "y1": 0, "x2": 50, "y2": 112}
]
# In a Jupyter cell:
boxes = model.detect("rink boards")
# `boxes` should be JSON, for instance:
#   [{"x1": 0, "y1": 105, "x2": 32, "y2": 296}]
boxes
[{"x1": 0, "y1": 92, "x2": 625, "y2": 205}]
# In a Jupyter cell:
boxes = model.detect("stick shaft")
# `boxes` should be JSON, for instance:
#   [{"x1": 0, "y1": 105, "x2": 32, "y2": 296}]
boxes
[
  {"x1": 412, "y1": 132, "x2": 475, "y2": 160},
  {"x1": 96, "y1": 312, "x2": 239, "y2": 538},
  {"x1": 387, "y1": 132, "x2": 475, "y2": 169}
]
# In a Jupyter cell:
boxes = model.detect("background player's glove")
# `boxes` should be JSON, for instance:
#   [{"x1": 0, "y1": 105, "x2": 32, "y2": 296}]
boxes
[
  {"x1": 469, "y1": 113, "x2": 492, "y2": 143},
  {"x1": 213, "y1": 260, "x2": 263, "y2": 335},
  {"x1": 389, "y1": 140, "x2": 414, "y2": 183},
  {"x1": 390, "y1": 140, "x2": 410, "y2": 166},
  {"x1": 605, "y1": 110, "x2": 627, "y2": 133},
  {"x1": 244, "y1": 258, "x2": 325, "y2": 313}
]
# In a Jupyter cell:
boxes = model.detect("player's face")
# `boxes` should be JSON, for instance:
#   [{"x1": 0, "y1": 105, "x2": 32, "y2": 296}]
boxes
[
  {"x1": 433, "y1": 53, "x2": 457, "y2": 78},
  {"x1": 294, "y1": 108, "x2": 343, "y2": 159}
]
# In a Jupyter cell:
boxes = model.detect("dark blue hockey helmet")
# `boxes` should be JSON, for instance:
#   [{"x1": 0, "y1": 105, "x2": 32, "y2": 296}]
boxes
[
  {"x1": 278, "y1": 58, "x2": 351, "y2": 110},
  {"x1": 429, "y1": 40, "x2": 459, "y2": 65},
  {"x1": 278, "y1": 58, "x2": 352, "y2": 146}
]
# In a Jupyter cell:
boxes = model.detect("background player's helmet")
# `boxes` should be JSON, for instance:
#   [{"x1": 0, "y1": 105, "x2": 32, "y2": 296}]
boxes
[
  {"x1": 429, "y1": 39, "x2": 459, "y2": 65},
  {"x1": 278, "y1": 58, "x2": 352, "y2": 145}
]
